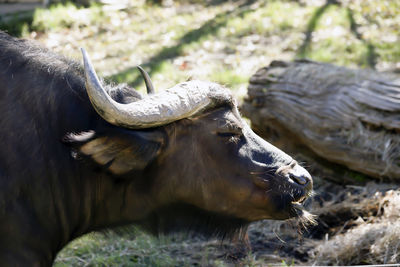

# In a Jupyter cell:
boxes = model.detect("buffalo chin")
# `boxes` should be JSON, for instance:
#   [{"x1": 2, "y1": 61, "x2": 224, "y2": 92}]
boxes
[
  {"x1": 135, "y1": 203, "x2": 249, "y2": 240},
  {"x1": 288, "y1": 202, "x2": 317, "y2": 228}
]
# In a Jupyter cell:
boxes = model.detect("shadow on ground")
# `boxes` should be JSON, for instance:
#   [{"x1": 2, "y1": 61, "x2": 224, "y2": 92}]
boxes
[
  {"x1": 109, "y1": 0, "x2": 259, "y2": 87},
  {"x1": 297, "y1": 0, "x2": 377, "y2": 68}
]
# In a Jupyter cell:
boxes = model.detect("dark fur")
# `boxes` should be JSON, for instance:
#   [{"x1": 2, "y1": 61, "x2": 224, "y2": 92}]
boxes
[{"x1": 136, "y1": 203, "x2": 248, "y2": 239}]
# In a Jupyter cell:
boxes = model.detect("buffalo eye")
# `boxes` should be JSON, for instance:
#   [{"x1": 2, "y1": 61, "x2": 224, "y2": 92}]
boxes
[{"x1": 216, "y1": 120, "x2": 243, "y2": 139}]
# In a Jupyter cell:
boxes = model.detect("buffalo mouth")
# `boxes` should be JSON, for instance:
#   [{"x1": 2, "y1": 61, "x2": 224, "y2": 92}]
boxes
[
  {"x1": 277, "y1": 187, "x2": 312, "y2": 219},
  {"x1": 288, "y1": 192, "x2": 312, "y2": 217},
  {"x1": 253, "y1": 174, "x2": 314, "y2": 221},
  {"x1": 280, "y1": 184, "x2": 315, "y2": 226}
]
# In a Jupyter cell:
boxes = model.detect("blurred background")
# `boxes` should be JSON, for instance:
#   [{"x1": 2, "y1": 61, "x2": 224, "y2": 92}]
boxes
[
  {"x1": 1, "y1": 0, "x2": 399, "y2": 266},
  {"x1": 1, "y1": 0, "x2": 399, "y2": 100}
]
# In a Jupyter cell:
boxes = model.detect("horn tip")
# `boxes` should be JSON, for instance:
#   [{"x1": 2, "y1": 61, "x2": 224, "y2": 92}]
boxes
[
  {"x1": 80, "y1": 48, "x2": 90, "y2": 66},
  {"x1": 137, "y1": 65, "x2": 146, "y2": 74},
  {"x1": 80, "y1": 47, "x2": 87, "y2": 56}
]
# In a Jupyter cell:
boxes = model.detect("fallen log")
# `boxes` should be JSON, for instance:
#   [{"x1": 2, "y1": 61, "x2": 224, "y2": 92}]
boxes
[{"x1": 242, "y1": 60, "x2": 400, "y2": 182}]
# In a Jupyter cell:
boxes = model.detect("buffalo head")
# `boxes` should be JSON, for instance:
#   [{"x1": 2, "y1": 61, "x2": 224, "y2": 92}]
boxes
[{"x1": 68, "y1": 49, "x2": 313, "y2": 237}]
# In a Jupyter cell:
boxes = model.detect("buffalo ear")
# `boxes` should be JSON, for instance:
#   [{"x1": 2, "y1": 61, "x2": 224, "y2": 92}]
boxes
[{"x1": 64, "y1": 129, "x2": 164, "y2": 175}]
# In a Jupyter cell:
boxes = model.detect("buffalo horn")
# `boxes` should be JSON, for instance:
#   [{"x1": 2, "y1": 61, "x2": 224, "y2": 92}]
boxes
[
  {"x1": 81, "y1": 48, "x2": 229, "y2": 129},
  {"x1": 137, "y1": 66, "x2": 155, "y2": 94}
]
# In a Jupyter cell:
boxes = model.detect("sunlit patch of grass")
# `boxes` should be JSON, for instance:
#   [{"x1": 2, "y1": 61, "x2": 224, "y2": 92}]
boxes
[
  {"x1": 296, "y1": 1, "x2": 400, "y2": 68},
  {"x1": 210, "y1": 68, "x2": 248, "y2": 88},
  {"x1": 375, "y1": 42, "x2": 400, "y2": 65},
  {"x1": 221, "y1": 1, "x2": 312, "y2": 38},
  {"x1": 305, "y1": 36, "x2": 369, "y2": 67},
  {"x1": 31, "y1": 3, "x2": 104, "y2": 32},
  {"x1": 296, "y1": 4, "x2": 373, "y2": 67}
]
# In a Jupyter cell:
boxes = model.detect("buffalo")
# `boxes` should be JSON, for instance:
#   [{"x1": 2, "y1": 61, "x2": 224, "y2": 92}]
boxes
[{"x1": 0, "y1": 31, "x2": 313, "y2": 266}]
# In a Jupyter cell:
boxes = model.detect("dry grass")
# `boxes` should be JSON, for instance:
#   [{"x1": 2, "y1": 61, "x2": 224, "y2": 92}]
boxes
[{"x1": 308, "y1": 185, "x2": 400, "y2": 265}]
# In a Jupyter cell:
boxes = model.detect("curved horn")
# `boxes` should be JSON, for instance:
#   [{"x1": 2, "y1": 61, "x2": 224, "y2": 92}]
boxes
[
  {"x1": 81, "y1": 49, "x2": 231, "y2": 129},
  {"x1": 137, "y1": 66, "x2": 155, "y2": 94}
]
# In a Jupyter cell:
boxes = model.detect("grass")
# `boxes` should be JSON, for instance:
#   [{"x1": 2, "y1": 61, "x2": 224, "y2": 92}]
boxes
[
  {"x1": 2, "y1": 0, "x2": 398, "y2": 94},
  {"x1": 32, "y1": 3, "x2": 102, "y2": 32},
  {"x1": 54, "y1": 230, "x2": 179, "y2": 266},
  {"x1": 0, "y1": 10, "x2": 34, "y2": 36},
  {"x1": 210, "y1": 68, "x2": 248, "y2": 87},
  {"x1": 1, "y1": 0, "x2": 400, "y2": 265},
  {"x1": 53, "y1": 228, "x2": 269, "y2": 266}
]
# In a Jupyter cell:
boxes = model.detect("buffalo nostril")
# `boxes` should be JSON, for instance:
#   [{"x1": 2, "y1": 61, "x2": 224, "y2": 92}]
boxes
[{"x1": 289, "y1": 173, "x2": 309, "y2": 185}]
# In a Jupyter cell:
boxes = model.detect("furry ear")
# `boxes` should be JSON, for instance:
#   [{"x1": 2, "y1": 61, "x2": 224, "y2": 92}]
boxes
[{"x1": 64, "y1": 129, "x2": 164, "y2": 175}]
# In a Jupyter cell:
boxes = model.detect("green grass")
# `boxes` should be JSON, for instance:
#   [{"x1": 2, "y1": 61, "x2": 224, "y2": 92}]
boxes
[
  {"x1": 2, "y1": 0, "x2": 397, "y2": 91},
  {"x1": 54, "y1": 229, "x2": 263, "y2": 267},
  {"x1": 210, "y1": 68, "x2": 248, "y2": 87},
  {"x1": 31, "y1": 3, "x2": 103, "y2": 32},
  {"x1": 54, "y1": 231, "x2": 178, "y2": 266},
  {"x1": 0, "y1": 11, "x2": 33, "y2": 36}
]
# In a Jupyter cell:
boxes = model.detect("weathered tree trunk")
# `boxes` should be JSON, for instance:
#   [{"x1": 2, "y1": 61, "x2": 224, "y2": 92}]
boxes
[{"x1": 242, "y1": 60, "x2": 400, "y2": 182}]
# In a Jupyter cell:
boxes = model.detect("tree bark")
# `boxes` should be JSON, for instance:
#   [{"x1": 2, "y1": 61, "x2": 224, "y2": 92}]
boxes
[{"x1": 242, "y1": 60, "x2": 400, "y2": 182}]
